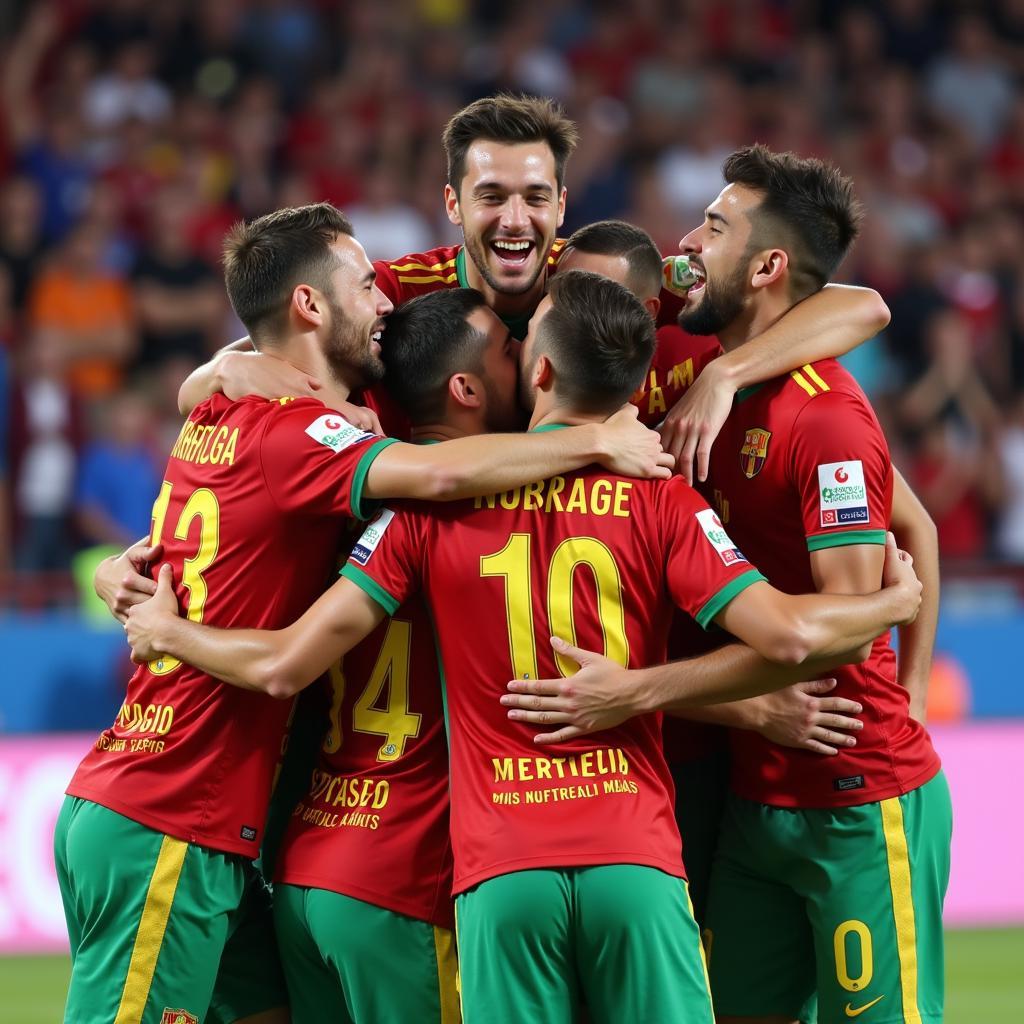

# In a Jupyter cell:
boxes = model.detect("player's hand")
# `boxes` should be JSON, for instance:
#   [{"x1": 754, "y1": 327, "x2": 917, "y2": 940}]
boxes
[
  {"x1": 126, "y1": 564, "x2": 181, "y2": 663},
  {"x1": 882, "y1": 531, "x2": 922, "y2": 624},
  {"x1": 597, "y1": 405, "x2": 674, "y2": 479},
  {"x1": 501, "y1": 637, "x2": 644, "y2": 745},
  {"x1": 333, "y1": 401, "x2": 384, "y2": 435},
  {"x1": 753, "y1": 678, "x2": 863, "y2": 756},
  {"x1": 657, "y1": 359, "x2": 734, "y2": 485},
  {"x1": 217, "y1": 350, "x2": 324, "y2": 403},
  {"x1": 94, "y1": 537, "x2": 163, "y2": 624}
]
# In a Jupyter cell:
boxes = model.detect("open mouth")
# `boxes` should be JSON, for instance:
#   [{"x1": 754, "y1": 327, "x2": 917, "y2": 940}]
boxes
[
  {"x1": 687, "y1": 266, "x2": 707, "y2": 297},
  {"x1": 370, "y1": 325, "x2": 384, "y2": 355},
  {"x1": 490, "y1": 238, "x2": 535, "y2": 269}
]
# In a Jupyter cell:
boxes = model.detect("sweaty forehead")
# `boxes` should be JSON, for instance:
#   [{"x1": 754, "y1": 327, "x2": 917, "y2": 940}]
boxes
[
  {"x1": 713, "y1": 183, "x2": 762, "y2": 222},
  {"x1": 462, "y1": 140, "x2": 558, "y2": 190},
  {"x1": 331, "y1": 234, "x2": 372, "y2": 278}
]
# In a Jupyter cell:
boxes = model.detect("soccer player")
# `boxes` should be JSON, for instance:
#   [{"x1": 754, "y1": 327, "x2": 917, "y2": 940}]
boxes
[
  {"x1": 554, "y1": 218, "x2": 941, "y2": 927},
  {"x1": 176, "y1": 94, "x2": 890, "y2": 472},
  {"x1": 54, "y1": 204, "x2": 670, "y2": 1024},
  {"x1": 123, "y1": 271, "x2": 921, "y2": 1024},
  {"x1": 503, "y1": 150, "x2": 951, "y2": 1024}
]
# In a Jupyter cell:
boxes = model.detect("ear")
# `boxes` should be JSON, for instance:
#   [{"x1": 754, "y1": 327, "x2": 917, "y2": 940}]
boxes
[
  {"x1": 645, "y1": 296, "x2": 661, "y2": 319},
  {"x1": 532, "y1": 353, "x2": 553, "y2": 391},
  {"x1": 750, "y1": 248, "x2": 789, "y2": 291},
  {"x1": 292, "y1": 284, "x2": 323, "y2": 328},
  {"x1": 556, "y1": 186, "x2": 567, "y2": 229},
  {"x1": 444, "y1": 184, "x2": 462, "y2": 227},
  {"x1": 449, "y1": 372, "x2": 483, "y2": 410}
]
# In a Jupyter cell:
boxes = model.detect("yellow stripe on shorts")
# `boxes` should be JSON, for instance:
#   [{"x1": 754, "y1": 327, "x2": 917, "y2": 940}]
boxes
[
  {"x1": 880, "y1": 796, "x2": 922, "y2": 1024},
  {"x1": 440, "y1": 917, "x2": 463, "y2": 1023},
  {"x1": 113, "y1": 835, "x2": 189, "y2": 1024},
  {"x1": 681, "y1": 879, "x2": 713, "y2": 994}
]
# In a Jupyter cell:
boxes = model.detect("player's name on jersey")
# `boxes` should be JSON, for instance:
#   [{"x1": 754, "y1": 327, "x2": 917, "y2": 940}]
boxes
[
  {"x1": 492, "y1": 747, "x2": 631, "y2": 784},
  {"x1": 307, "y1": 769, "x2": 391, "y2": 811},
  {"x1": 169, "y1": 420, "x2": 240, "y2": 467},
  {"x1": 632, "y1": 357, "x2": 697, "y2": 416},
  {"x1": 474, "y1": 476, "x2": 633, "y2": 517},
  {"x1": 293, "y1": 799, "x2": 382, "y2": 832}
]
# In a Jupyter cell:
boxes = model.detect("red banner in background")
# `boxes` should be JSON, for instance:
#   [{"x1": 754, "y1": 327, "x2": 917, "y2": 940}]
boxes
[{"x1": 0, "y1": 725, "x2": 1021, "y2": 954}]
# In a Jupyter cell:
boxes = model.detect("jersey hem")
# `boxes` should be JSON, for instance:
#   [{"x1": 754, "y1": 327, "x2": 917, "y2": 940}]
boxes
[
  {"x1": 274, "y1": 873, "x2": 454, "y2": 930},
  {"x1": 695, "y1": 569, "x2": 766, "y2": 629},
  {"x1": 453, "y1": 852, "x2": 686, "y2": 895},
  {"x1": 729, "y1": 756, "x2": 942, "y2": 809},
  {"x1": 341, "y1": 563, "x2": 400, "y2": 615},
  {"x1": 805, "y1": 528, "x2": 887, "y2": 552},
  {"x1": 351, "y1": 437, "x2": 400, "y2": 521},
  {"x1": 64, "y1": 785, "x2": 260, "y2": 859}
]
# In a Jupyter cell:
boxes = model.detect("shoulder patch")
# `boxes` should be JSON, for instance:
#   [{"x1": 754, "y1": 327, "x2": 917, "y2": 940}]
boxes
[
  {"x1": 350, "y1": 508, "x2": 396, "y2": 566},
  {"x1": 817, "y1": 460, "x2": 870, "y2": 526},
  {"x1": 304, "y1": 414, "x2": 374, "y2": 453},
  {"x1": 695, "y1": 508, "x2": 748, "y2": 566}
]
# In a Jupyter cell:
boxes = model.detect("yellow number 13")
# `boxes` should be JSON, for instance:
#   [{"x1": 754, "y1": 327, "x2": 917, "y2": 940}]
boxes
[{"x1": 148, "y1": 481, "x2": 221, "y2": 675}]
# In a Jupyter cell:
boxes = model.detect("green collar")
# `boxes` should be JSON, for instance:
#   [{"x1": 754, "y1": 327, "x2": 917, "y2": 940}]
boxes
[
  {"x1": 456, "y1": 247, "x2": 535, "y2": 341},
  {"x1": 735, "y1": 382, "x2": 768, "y2": 404},
  {"x1": 530, "y1": 423, "x2": 570, "y2": 433}
]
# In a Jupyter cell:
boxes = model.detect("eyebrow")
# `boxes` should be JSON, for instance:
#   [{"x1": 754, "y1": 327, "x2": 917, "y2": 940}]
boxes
[
  {"x1": 706, "y1": 209, "x2": 729, "y2": 226},
  {"x1": 361, "y1": 269, "x2": 376, "y2": 286},
  {"x1": 472, "y1": 181, "x2": 554, "y2": 195}
]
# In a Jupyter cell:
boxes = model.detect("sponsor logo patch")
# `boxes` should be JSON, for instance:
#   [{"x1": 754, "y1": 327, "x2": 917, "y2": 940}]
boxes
[
  {"x1": 739, "y1": 427, "x2": 772, "y2": 479},
  {"x1": 162, "y1": 1010, "x2": 199, "y2": 1024},
  {"x1": 304, "y1": 414, "x2": 374, "y2": 453},
  {"x1": 350, "y1": 508, "x2": 396, "y2": 566},
  {"x1": 240, "y1": 825, "x2": 257, "y2": 842},
  {"x1": 817, "y1": 460, "x2": 869, "y2": 527},
  {"x1": 695, "y1": 508, "x2": 748, "y2": 566},
  {"x1": 834, "y1": 774, "x2": 865, "y2": 792}
]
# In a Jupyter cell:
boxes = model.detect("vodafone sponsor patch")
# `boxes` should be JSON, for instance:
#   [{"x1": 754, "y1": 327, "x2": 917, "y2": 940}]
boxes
[
  {"x1": 305, "y1": 414, "x2": 374, "y2": 453},
  {"x1": 695, "y1": 508, "x2": 748, "y2": 566},
  {"x1": 817, "y1": 460, "x2": 869, "y2": 527}
]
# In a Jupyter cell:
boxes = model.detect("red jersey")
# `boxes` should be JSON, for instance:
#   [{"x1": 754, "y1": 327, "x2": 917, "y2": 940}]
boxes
[
  {"x1": 275, "y1": 593, "x2": 453, "y2": 927},
  {"x1": 705, "y1": 360, "x2": 940, "y2": 808},
  {"x1": 67, "y1": 395, "x2": 396, "y2": 857},
  {"x1": 631, "y1": 326, "x2": 720, "y2": 427},
  {"x1": 341, "y1": 436, "x2": 765, "y2": 893}
]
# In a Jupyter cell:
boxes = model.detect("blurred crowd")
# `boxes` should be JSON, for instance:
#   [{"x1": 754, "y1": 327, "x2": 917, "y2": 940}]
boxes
[{"x1": 1, "y1": 0, "x2": 1023, "y2": 598}]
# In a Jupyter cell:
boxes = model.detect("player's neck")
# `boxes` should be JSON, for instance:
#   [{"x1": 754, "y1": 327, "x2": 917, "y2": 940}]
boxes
[
  {"x1": 462, "y1": 258, "x2": 545, "y2": 320},
  {"x1": 717, "y1": 293, "x2": 795, "y2": 353},
  {"x1": 278, "y1": 332, "x2": 355, "y2": 405},
  {"x1": 529, "y1": 404, "x2": 605, "y2": 431},
  {"x1": 410, "y1": 423, "x2": 471, "y2": 443}
]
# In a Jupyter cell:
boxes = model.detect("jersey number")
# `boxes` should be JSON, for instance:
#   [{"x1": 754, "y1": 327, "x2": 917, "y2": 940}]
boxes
[
  {"x1": 323, "y1": 618, "x2": 423, "y2": 762},
  {"x1": 480, "y1": 534, "x2": 629, "y2": 678},
  {"x1": 148, "y1": 481, "x2": 220, "y2": 675}
]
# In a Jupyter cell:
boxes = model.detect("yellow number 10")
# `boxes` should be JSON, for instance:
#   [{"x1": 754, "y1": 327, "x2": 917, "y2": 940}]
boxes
[
  {"x1": 148, "y1": 481, "x2": 221, "y2": 675},
  {"x1": 480, "y1": 533, "x2": 629, "y2": 678}
]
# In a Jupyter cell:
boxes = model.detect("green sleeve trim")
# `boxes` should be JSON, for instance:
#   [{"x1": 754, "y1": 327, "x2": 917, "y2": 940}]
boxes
[
  {"x1": 456, "y1": 247, "x2": 469, "y2": 288},
  {"x1": 340, "y1": 564, "x2": 401, "y2": 616},
  {"x1": 695, "y1": 569, "x2": 767, "y2": 630},
  {"x1": 805, "y1": 529, "x2": 887, "y2": 552},
  {"x1": 350, "y1": 437, "x2": 400, "y2": 520}
]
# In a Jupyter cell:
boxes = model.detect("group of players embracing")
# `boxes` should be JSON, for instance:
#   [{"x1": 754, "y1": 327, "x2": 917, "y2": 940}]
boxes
[{"x1": 58, "y1": 94, "x2": 950, "y2": 1024}]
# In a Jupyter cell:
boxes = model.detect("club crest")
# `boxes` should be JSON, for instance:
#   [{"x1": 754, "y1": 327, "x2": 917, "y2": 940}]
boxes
[{"x1": 740, "y1": 428, "x2": 772, "y2": 479}]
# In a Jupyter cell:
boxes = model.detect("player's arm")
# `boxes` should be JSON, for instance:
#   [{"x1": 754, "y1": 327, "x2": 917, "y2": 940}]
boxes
[
  {"x1": 889, "y1": 467, "x2": 939, "y2": 723},
  {"x1": 661, "y1": 284, "x2": 890, "y2": 481},
  {"x1": 362, "y1": 405, "x2": 673, "y2": 500},
  {"x1": 125, "y1": 565, "x2": 387, "y2": 699},
  {"x1": 93, "y1": 537, "x2": 163, "y2": 623},
  {"x1": 176, "y1": 341, "x2": 382, "y2": 433}
]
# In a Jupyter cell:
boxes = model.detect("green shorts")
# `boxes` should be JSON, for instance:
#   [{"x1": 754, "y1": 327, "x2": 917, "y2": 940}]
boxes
[
  {"x1": 705, "y1": 771, "x2": 952, "y2": 1024},
  {"x1": 670, "y1": 749, "x2": 730, "y2": 931},
  {"x1": 54, "y1": 796, "x2": 287, "y2": 1024},
  {"x1": 273, "y1": 883, "x2": 459, "y2": 1024},
  {"x1": 455, "y1": 865, "x2": 712, "y2": 1024}
]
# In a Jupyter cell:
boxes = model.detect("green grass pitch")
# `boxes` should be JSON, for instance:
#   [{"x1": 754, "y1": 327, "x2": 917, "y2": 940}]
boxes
[{"x1": 1, "y1": 928, "x2": 1020, "y2": 1022}]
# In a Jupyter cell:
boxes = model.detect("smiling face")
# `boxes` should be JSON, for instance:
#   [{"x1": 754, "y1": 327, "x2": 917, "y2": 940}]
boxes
[
  {"x1": 321, "y1": 234, "x2": 394, "y2": 387},
  {"x1": 676, "y1": 182, "x2": 761, "y2": 336},
  {"x1": 446, "y1": 140, "x2": 566, "y2": 301}
]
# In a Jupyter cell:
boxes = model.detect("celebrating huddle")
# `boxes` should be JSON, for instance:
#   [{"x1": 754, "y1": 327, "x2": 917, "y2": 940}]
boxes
[{"x1": 59, "y1": 96, "x2": 950, "y2": 1024}]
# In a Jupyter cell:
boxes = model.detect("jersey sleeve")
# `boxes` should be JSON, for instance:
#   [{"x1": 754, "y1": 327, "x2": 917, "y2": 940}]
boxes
[
  {"x1": 787, "y1": 390, "x2": 892, "y2": 552},
  {"x1": 339, "y1": 505, "x2": 427, "y2": 615},
  {"x1": 373, "y1": 258, "x2": 402, "y2": 306},
  {"x1": 260, "y1": 400, "x2": 398, "y2": 520},
  {"x1": 658, "y1": 480, "x2": 767, "y2": 629}
]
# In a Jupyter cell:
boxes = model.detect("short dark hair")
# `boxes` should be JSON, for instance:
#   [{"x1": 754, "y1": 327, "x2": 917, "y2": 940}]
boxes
[
  {"x1": 722, "y1": 144, "x2": 863, "y2": 298},
  {"x1": 564, "y1": 220, "x2": 663, "y2": 299},
  {"x1": 222, "y1": 203, "x2": 352, "y2": 345},
  {"x1": 381, "y1": 289, "x2": 491, "y2": 423},
  {"x1": 442, "y1": 94, "x2": 579, "y2": 193},
  {"x1": 536, "y1": 270, "x2": 655, "y2": 413}
]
